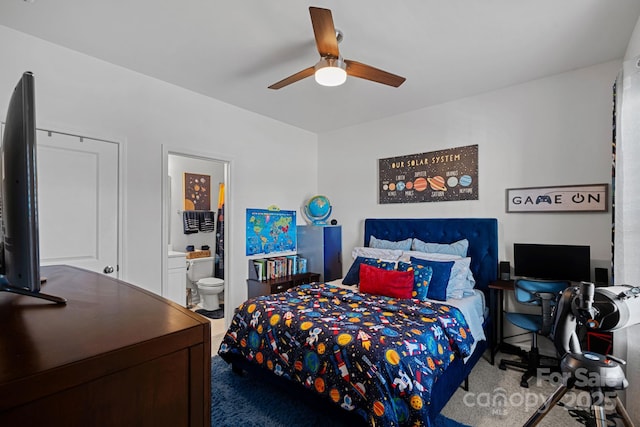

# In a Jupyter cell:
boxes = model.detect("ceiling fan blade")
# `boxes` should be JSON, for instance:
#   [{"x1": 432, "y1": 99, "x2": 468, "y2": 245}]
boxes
[
  {"x1": 344, "y1": 60, "x2": 406, "y2": 87},
  {"x1": 268, "y1": 66, "x2": 315, "y2": 90},
  {"x1": 309, "y1": 7, "x2": 340, "y2": 58}
]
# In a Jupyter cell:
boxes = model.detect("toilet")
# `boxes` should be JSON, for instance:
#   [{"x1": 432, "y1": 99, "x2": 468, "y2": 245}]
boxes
[{"x1": 186, "y1": 257, "x2": 224, "y2": 311}]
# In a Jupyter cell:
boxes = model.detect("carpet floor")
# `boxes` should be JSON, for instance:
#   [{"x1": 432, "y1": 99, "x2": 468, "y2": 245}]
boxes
[
  {"x1": 439, "y1": 351, "x2": 626, "y2": 427},
  {"x1": 211, "y1": 356, "x2": 470, "y2": 427}
]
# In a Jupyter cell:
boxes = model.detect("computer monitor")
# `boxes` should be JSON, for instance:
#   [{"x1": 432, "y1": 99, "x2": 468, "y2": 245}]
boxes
[{"x1": 513, "y1": 243, "x2": 591, "y2": 282}]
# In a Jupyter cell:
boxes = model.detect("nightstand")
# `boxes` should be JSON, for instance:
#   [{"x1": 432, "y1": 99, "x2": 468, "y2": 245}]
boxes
[{"x1": 247, "y1": 270, "x2": 320, "y2": 298}]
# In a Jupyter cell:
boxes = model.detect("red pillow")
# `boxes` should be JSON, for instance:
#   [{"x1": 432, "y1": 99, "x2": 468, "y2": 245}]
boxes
[{"x1": 359, "y1": 264, "x2": 414, "y2": 299}]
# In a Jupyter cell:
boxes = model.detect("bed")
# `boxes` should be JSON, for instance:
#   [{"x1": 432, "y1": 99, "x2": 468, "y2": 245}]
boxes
[{"x1": 219, "y1": 218, "x2": 498, "y2": 426}]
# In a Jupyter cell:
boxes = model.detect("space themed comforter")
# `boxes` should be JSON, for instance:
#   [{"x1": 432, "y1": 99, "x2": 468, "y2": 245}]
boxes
[{"x1": 218, "y1": 283, "x2": 474, "y2": 427}]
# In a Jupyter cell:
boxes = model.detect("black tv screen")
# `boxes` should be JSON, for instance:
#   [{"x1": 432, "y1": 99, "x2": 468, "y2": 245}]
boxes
[
  {"x1": 0, "y1": 72, "x2": 65, "y2": 304},
  {"x1": 513, "y1": 243, "x2": 591, "y2": 282}
]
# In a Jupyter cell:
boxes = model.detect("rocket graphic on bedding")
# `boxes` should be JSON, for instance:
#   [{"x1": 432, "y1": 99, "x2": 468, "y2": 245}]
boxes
[{"x1": 219, "y1": 283, "x2": 474, "y2": 427}]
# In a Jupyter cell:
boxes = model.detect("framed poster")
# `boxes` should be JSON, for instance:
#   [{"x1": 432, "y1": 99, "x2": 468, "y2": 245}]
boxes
[
  {"x1": 506, "y1": 184, "x2": 608, "y2": 213},
  {"x1": 246, "y1": 209, "x2": 297, "y2": 255},
  {"x1": 183, "y1": 173, "x2": 211, "y2": 211},
  {"x1": 379, "y1": 145, "x2": 478, "y2": 204}
]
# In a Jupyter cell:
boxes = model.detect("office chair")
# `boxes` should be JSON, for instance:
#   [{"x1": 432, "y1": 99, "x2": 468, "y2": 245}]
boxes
[{"x1": 499, "y1": 278, "x2": 570, "y2": 388}]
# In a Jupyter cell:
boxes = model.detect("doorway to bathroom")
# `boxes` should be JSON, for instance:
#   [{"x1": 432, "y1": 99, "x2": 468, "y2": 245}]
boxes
[{"x1": 161, "y1": 147, "x2": 229, "y2": 334}]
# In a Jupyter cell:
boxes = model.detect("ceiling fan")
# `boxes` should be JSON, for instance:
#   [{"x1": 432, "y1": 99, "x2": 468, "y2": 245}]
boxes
[{"x1": 268, "y1": 7, "x2": 406, "y2": 89}]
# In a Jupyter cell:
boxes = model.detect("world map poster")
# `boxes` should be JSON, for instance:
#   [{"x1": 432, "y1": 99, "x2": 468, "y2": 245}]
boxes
[
  {"x1": 378, "y1": 144, "x2": 478, "y2": 204},
  {"x1": 246, "y1": 209, "x2": 297, "y2": 256}
]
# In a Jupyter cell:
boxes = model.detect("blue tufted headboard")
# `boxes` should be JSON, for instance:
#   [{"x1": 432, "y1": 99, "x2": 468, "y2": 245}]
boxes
[{"x1": 364, "y1": 218, "x2": 498, "y2": 295}]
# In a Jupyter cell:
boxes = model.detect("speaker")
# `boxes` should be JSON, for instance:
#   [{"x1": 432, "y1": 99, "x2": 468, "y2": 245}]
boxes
[
  {"x1": 595, "y1": 267, "x2": 609, "y2": 286},
  {"x1": 499, "y1": 261, "x2": 510, "y2": 281}
]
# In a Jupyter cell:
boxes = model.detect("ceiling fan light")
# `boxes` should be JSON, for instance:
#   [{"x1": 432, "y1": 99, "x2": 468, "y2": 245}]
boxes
[{"x1": 314, "y1": 58, "x2": 347, "y2": 87}]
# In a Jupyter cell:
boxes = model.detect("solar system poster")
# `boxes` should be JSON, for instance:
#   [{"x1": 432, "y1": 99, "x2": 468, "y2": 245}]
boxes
[
  {"x1": 183, "y1": 172, "x2": 211, "y2": 210},
  {"x1": 378, "y1": 145, "x2": 478, "y2": 204}
]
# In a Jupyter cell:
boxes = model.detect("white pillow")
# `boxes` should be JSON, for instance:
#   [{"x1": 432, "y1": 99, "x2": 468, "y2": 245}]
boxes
[
  {"x1": 445, "y1": 257, "x2": 476, "y2": 297},
  {"x1": 398, "y1": 250, "x2": 461, "y2": 263},
  {"x1": 401, "y1": 251, "x2": 475, "y2": 297},
  {"x1": 352, "y1": 246, "x2": 403, "y2": 261},
  {"x1": 369, "y1": 236, "x2": 413, "y2": 251},
  {"x1": 412, "y1": 238, "x2": 469, "y2": 257}
]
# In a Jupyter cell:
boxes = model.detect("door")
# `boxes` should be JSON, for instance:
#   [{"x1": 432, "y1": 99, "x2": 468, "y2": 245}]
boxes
[{"x1": 36, "y1": 130, "x2": 119, "y2": 277}]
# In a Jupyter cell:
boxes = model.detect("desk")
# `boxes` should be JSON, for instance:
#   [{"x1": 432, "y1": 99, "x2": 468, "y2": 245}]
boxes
[{"x1": 488, "y1": 279, "x2": 514, "y2": 364}]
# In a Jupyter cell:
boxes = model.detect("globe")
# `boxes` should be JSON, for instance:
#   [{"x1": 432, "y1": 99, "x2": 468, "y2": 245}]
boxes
[{"x1": 303, "y1": 195, "x2": 332, "y2": 225}]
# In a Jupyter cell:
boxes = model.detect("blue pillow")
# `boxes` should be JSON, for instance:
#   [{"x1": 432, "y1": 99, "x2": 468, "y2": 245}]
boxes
[
  {"x1": 342, "y1": 257, "x2": 395, "y2": 285},
  {"x1": 369, "y1": 235, "x2": 412, "y2": 251},
  {"x1": 397, "y1": 261, "x2": 433, "y2": 301},
  {"x1": 409, "y1": 257, "x2": 454, "y2": 301},
  {"x1": 362, "y1": 258, "x2": 396, "y2": 270},
  {"x1": 412, "y1": 238, "x2": 469, "y2": 257}
]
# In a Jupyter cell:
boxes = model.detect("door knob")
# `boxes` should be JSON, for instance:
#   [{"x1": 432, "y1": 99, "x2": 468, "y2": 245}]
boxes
[{"x1": 103, "y1": 265, "x2": 115, "y2": 274}]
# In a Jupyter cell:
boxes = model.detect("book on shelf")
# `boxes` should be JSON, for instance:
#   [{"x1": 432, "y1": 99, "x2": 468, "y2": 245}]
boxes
[
  {"x1": 253, "y1": 258, "x2": 267, "y2": 281},
  {"x1": 286, "y1": 255, "x2": 298, "y2": 275},
  {"x1": 251, "y1": 255, "x2": 307, "y2": 281},
  {"x1": 297, "y1": 257, "x2": 307, "y2": 274}
]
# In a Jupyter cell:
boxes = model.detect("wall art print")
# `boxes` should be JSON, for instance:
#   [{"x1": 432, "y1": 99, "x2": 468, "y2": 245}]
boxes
[
  {"x1": 246, "y1": 208, "x2": 297, "y2": 256},
  {"x1": 379, "y1": 145, "x2": 478, "y2": 204},
  {"x1": 183, "y1": 172, "x2": 211, "y2": 211},
  {"x1": 506, "y1": 184, "x2": 608, "y2": 213}
]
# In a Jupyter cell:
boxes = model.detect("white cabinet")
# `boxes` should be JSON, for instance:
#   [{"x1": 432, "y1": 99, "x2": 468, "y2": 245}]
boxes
[{"x1": 167, "y1": 251, "x2": 187, "y2": 306}]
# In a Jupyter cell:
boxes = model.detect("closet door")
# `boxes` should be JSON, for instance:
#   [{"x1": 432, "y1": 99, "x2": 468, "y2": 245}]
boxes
[{"x1": 37, "y1": 130, "x2": 120, "y2": 278}]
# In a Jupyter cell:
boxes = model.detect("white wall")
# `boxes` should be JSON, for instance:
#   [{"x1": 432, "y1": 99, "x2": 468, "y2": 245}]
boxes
[
  {"x1": 0, "y1": 25, "x2": 319, "y2": 316},
  {"x1": 625, "y1": 16, "x2": 640, "y2": 59},
  {"x1": 318, "y1": 60, "x2": 618, "y2": 279}
]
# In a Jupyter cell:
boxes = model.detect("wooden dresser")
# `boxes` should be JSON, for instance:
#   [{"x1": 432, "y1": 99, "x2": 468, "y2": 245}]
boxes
[{"x1": 0, "y1": 265, "x2": 211, "y2": 426}]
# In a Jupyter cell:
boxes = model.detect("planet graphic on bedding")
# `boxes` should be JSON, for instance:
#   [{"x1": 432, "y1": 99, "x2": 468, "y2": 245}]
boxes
[
  {"x1": 373, "y1": 400, "x2": 385, "y2": 416},
  {"x1": 410, "y1": 395, "x2": 424, "y2": 410},
  {"x1": 248, "y1": 330, "x2": 261, "y2": 349},
  {"x1": 385, "y1": 349, "x2": 400, "y2": 365},
  {"x1": 382, "y1": 327, "x2": 399, "y2": 337},
  {"x1": 304, "y1": 351, "x2": 320, "y2": 373},
  {"x1": 447, "y1": 176, "x2": 458, "y2": 187},
  {"x1": 393, "y1": 398, "x2": 410, "y2": 423}
]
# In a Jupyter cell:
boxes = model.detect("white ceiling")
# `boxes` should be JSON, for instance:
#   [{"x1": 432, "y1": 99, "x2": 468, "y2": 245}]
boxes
[{"x1": 1, "y1": 1, "x2": 639, "y2": 133}]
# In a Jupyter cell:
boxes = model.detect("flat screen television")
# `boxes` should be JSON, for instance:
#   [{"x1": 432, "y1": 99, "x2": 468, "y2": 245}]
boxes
[
  {"x1": 0, "y1": 72, "x2": 65, "y2": 304},
  {"x1": 513, "y1": 243, "x2": 591, "y2": 282}
]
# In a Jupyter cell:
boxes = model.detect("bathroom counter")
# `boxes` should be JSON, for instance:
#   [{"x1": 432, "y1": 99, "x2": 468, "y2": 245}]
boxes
[{"x1": 0, "y1": 265, "x2": 211, "y2": 426}]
